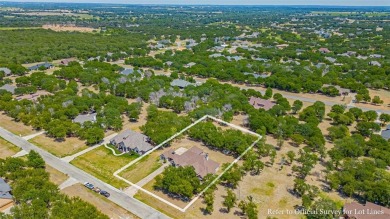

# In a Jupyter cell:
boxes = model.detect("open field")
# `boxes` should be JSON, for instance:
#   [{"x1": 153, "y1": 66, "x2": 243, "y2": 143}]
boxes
[
  {"x1": 42, "y1": 24, "x2": 99, "y2": 33},
  {"x1": 0, "y1": 137, "x2": 20, "y2": 159},
  {"x1": 0, "y1": 7, "x2": 21, "y2": 11},
  {"x1": 0, "y1": 27, "x2": 41, "y2": 30},
  {"x1": 46, "y1": 164, "x2": 68, "y2": 186},
  {"x1": 30, "y1": 135, "x2": 88, "y2": 158},
  {"x1": 62, "y1": 183, "x2": 139, "y2": 219},
  {"x1": 0, "y1": 113, "x2": 37, "y2": 136},
  {"x1": 13, "y1": 12, "x2": 94, "y2": 19},
  {"x1": 71, "y1": 146, "x2": 138, "y2": 189}
]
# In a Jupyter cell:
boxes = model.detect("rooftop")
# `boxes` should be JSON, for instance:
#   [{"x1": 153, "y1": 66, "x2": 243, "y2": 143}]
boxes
[
  {"x1": 162, "y1": 146, "x2": 220, "y2": 178},
  {"x1": 249, "y1": 96, "x2": 276, "y2": 110},
  {"x1": 73, "y1": 113, "x2": 97, "y2": 125},
  {"x1": 344, "y1": 202, "x2": 390, "y2": 219}
]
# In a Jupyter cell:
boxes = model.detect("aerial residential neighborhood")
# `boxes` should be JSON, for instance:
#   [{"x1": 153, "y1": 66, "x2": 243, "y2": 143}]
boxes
[{"x1": 0, "y1": 1, "x2": 389, "y2": 219}]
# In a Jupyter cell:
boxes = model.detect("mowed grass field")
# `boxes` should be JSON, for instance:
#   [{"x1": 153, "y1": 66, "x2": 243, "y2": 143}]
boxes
[
  {"x1": 30, "y1": 135, "x2": 88, "y2": 158},
  {"x1": 0, "y1": 137, "x2": 20, "y2": 159},
  {"x1": 0, "y1": 113, "x2": 37, "y2": 136},
  {"x1": 71, "y1": 146, "x2": 138, "y2": 189},
  {"x1": 119, "y1": 154, "x2": 162, "y2": 184}
]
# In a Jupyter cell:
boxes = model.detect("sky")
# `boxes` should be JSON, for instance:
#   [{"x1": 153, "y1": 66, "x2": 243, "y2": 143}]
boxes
[{"x1": 3, "y1": 0, "x2": 390, "y2": 6}]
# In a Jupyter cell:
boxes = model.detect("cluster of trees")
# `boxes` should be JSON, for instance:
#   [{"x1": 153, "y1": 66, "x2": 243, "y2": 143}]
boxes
[
  {"x1": 154, "y1": 166, "x2": 200, "y2": 199},
  {"x1": 141, "y1": 105, "x2": 191, "y2": 144},
  {"x1": 16, "y1": 72, "x2": 66, "y2": 93},
  {"x1": 0, "y1": 82, "x2": 133, "y2": 144},
  {"x1": 0, "y1": 151, "x2": 108, "y2": 218},
  {"x1": 327, "y1": 159, "x2": 390, "y2": 207},
  {"x1": 188, "y1": 121, "x2": 256, "y2": 155},
  {"x1": 0, "y1": 29, "x2": 147, "y2": 64}
]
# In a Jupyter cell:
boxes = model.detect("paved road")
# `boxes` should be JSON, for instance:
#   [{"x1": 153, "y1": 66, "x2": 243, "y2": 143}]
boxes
[{"x1": 0, "y1": 126, "x2": 170, "y2": 219}]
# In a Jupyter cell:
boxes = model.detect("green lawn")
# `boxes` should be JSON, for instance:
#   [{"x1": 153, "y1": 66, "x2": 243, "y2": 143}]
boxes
[
  {"x1": 71, "y1": 146, "x2": 138, "y2": 189},
  {"x1": 119, "y1": 154, "x2": 162, "y2": 184}
]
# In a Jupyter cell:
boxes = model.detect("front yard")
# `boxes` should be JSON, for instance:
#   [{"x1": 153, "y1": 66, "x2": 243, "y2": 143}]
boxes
[{"x1": 71, "y1": 146, "x2": 138, "y2": 189}]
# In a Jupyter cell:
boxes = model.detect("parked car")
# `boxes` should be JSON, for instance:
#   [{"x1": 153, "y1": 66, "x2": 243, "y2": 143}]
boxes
[
  {"x1": 100, "y1": 190, "x2": 110, "y2": 198},
  {"x1": 92, "y1": 187, "x2": 101, "y2": 193},
  {"x1": 84, "y1": 182, "x2": 94, "y2": 190}
]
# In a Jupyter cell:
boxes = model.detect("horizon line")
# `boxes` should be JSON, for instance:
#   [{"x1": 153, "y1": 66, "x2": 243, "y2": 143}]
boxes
[{"x1": 1, "y1": 1, "x2": 390, "y2": 7}]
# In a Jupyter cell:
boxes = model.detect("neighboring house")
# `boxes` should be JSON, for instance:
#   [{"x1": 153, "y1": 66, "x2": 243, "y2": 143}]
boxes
[
  {"x1": 161, "y1": 146, "x2": 220, "y2": 179},
  {"x1": 369, "y1": 61, "x2": 381, "y2": 67},
  {"x1": 184, "y1": 62, "x2": 196, "y2": 68},
  {"x1": 226, "y1": 56, "x2": 244, "y2": 62},
  {"x1": 164, "y1": 61, "x2": 173, "y2": 66},
  {"x1": 319, "y1": 48, "x2": 331, "y2": 54},
  {"x1": 60, "y1": 58, "x2": 76, "y2": 66},
  {"x1": 28, "y1": 62, "x2": 54, "y2": 71},
  {"x1": 249, "y1": 96, "x2": 276, "y2": 110},
  {"x1": 186, "y1": 42, "x2": 198, "y2": 49},
  {"x1": 110, "y1": 130, "x2": 153, "y2": 155},
  {"x1": 0, "y1": 67, "x2": 11, "y2": 76},
  {"x1": 73, "y1": 113, "x2": 97, "y2": 125},
  {"x1": 170, "y1": 79, "x2": 194, "y2": 89},
  {"x1": 0, "y1": 178, "x2": 12, "y2": 200},
  {"x1": 120, "y1": 68, "x2": 142, "y2": 76},
  {"x1": 253, "y1": 57, "x2": 270, "y2": 62},
  {"x1": 209, "y1": 53, "x2": 223, "y2": 58},
  {"x1": 276, "y1": 44, "x2": 289, "y2": 49},
  {"x1": 357, "y1": 55, "x2": 368, "y2": 60},
  {"x1": 343, "y1": 202, "x2": 390, "y2": 219},
  {"x1": 381, "y1": 128, "x2": 390, "y2": 140},
  {"x1": 0, "y1": 178, "x2": 13, "y2": 212},
  {"x1": 88, "y1": 56, "x2": 101, "y2": 61},
  {"x1": 0, "y1": 84, "x2": 16, "y2": 94},
  {"x1": 325, "y1": 57, "x2": 337, "y2": 63},
  {"x1": 243, "y1": 72, "x2": 269, "y2": 79},
  {"x1": 369, "y1": 54, "x2": 384, "y2": 59}
]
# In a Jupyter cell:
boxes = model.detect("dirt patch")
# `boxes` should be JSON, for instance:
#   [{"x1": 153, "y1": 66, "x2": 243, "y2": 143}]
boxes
[
  {"x1": 42, "y1": 24, "x2": 99, "y2": 33},
  {"x1": 0, "y1": 137, "x2": 20, "y2": 159},
  {"x1": 62, "y1": 183, "x2": 138, "y2": 219},
  {"x1": 30, "y1": 134, "x2": 88, "y2": 158},
  {"x1": 0, "y1": 113, "x2": 37, "y2": 136},
  {"x1": 121, "y1": 102, "x2": 148, "y2": 132}
]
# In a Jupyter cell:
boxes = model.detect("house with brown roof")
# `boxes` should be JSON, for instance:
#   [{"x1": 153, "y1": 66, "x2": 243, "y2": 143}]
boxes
[
  {"x1": 60, "y1": 58, "x2": 76, "y2": 66},
  {"x1": 343, "y1": 202, "x2": 390, "y2": 219},
  {"x1": 249, "y1": 96, "x2": 276, "y2": 110},
  {"x1": 161, "y1": 147, "x2": 220, "y2": 179},
  {"x1": 319, "y1": 48, "x2": 331, "y2": 54},
  {"x1": 110, "y1": 130, "x2": 153, "y2": 155}
]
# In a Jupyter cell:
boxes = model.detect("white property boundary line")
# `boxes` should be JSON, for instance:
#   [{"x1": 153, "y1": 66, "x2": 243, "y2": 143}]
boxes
[{"x1": 113, "y1": 115, "x2": 262, "y2": 212}]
